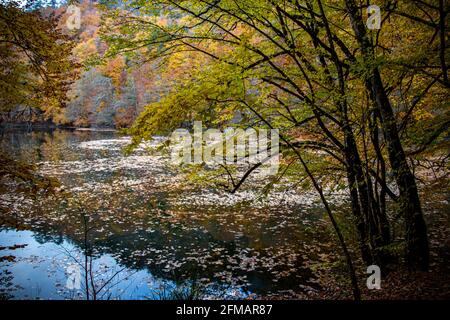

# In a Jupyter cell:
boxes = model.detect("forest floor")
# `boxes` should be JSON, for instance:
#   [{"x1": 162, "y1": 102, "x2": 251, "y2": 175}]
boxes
[{"x1": 261, "y1": 175, "x2": 450, "y2": 300}]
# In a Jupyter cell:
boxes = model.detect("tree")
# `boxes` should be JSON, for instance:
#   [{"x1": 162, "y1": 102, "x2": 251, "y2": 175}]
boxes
[
  {"x1": 344, "y1": 0, "x2": 437, "y2": 272},
  {"x1": 66, "y1": 68, "x2": 115, "y2": 127},
  {"x1": 0, "y1": 0, "x2": 76, "y2": 124},
  {"x1": 113, "y1": 76, "x2": 138, "y2": 128}
]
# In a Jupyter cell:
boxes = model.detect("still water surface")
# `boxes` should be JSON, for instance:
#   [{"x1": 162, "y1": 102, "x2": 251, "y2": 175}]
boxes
[{"x1": 0, "y1": 128, "x2": 328, "y2": 299}]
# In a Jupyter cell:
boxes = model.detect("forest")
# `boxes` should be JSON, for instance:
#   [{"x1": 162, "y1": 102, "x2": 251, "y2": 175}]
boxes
[{"x1": 0, "y1": 0, "x2": 449, "y2": 302}]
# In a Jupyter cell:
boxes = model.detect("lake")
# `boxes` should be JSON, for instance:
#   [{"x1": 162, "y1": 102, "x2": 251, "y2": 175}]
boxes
[{"x1": 0, "y1": 128, "x2": 333, "y2": 300}]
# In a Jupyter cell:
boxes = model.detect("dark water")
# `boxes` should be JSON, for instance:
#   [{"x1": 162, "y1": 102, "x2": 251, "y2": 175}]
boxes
[{"x1": 0, "y1": 128, "x2": 329, "y2": 300}]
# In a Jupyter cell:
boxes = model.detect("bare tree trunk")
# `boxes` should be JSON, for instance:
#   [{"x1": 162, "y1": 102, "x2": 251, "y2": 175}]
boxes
[
  {"x1": 438, "y1": 0, "x2": 449, "y2": 87},
  {"x1": 370, "y1": 111, "x2": 390, "y2": 245},
  {"x1": 344, "y1": 135, "x2": 374, "y2": 265}
]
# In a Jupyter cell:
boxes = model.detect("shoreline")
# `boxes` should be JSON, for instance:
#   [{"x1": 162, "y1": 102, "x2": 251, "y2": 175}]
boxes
[{"x1": 0, "y1": 123, "x2": 118, "y2": 132}]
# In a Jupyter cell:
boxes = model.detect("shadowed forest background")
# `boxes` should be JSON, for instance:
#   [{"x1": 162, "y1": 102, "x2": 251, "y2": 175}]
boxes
[{"x1": 0, "y1": 0, "x2": 449, "y2": 300}]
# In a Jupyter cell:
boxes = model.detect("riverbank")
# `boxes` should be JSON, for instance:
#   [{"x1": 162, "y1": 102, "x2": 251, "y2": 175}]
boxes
[{"x1": 0, "y1": 123, "x2": 117, "y2": 132}]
